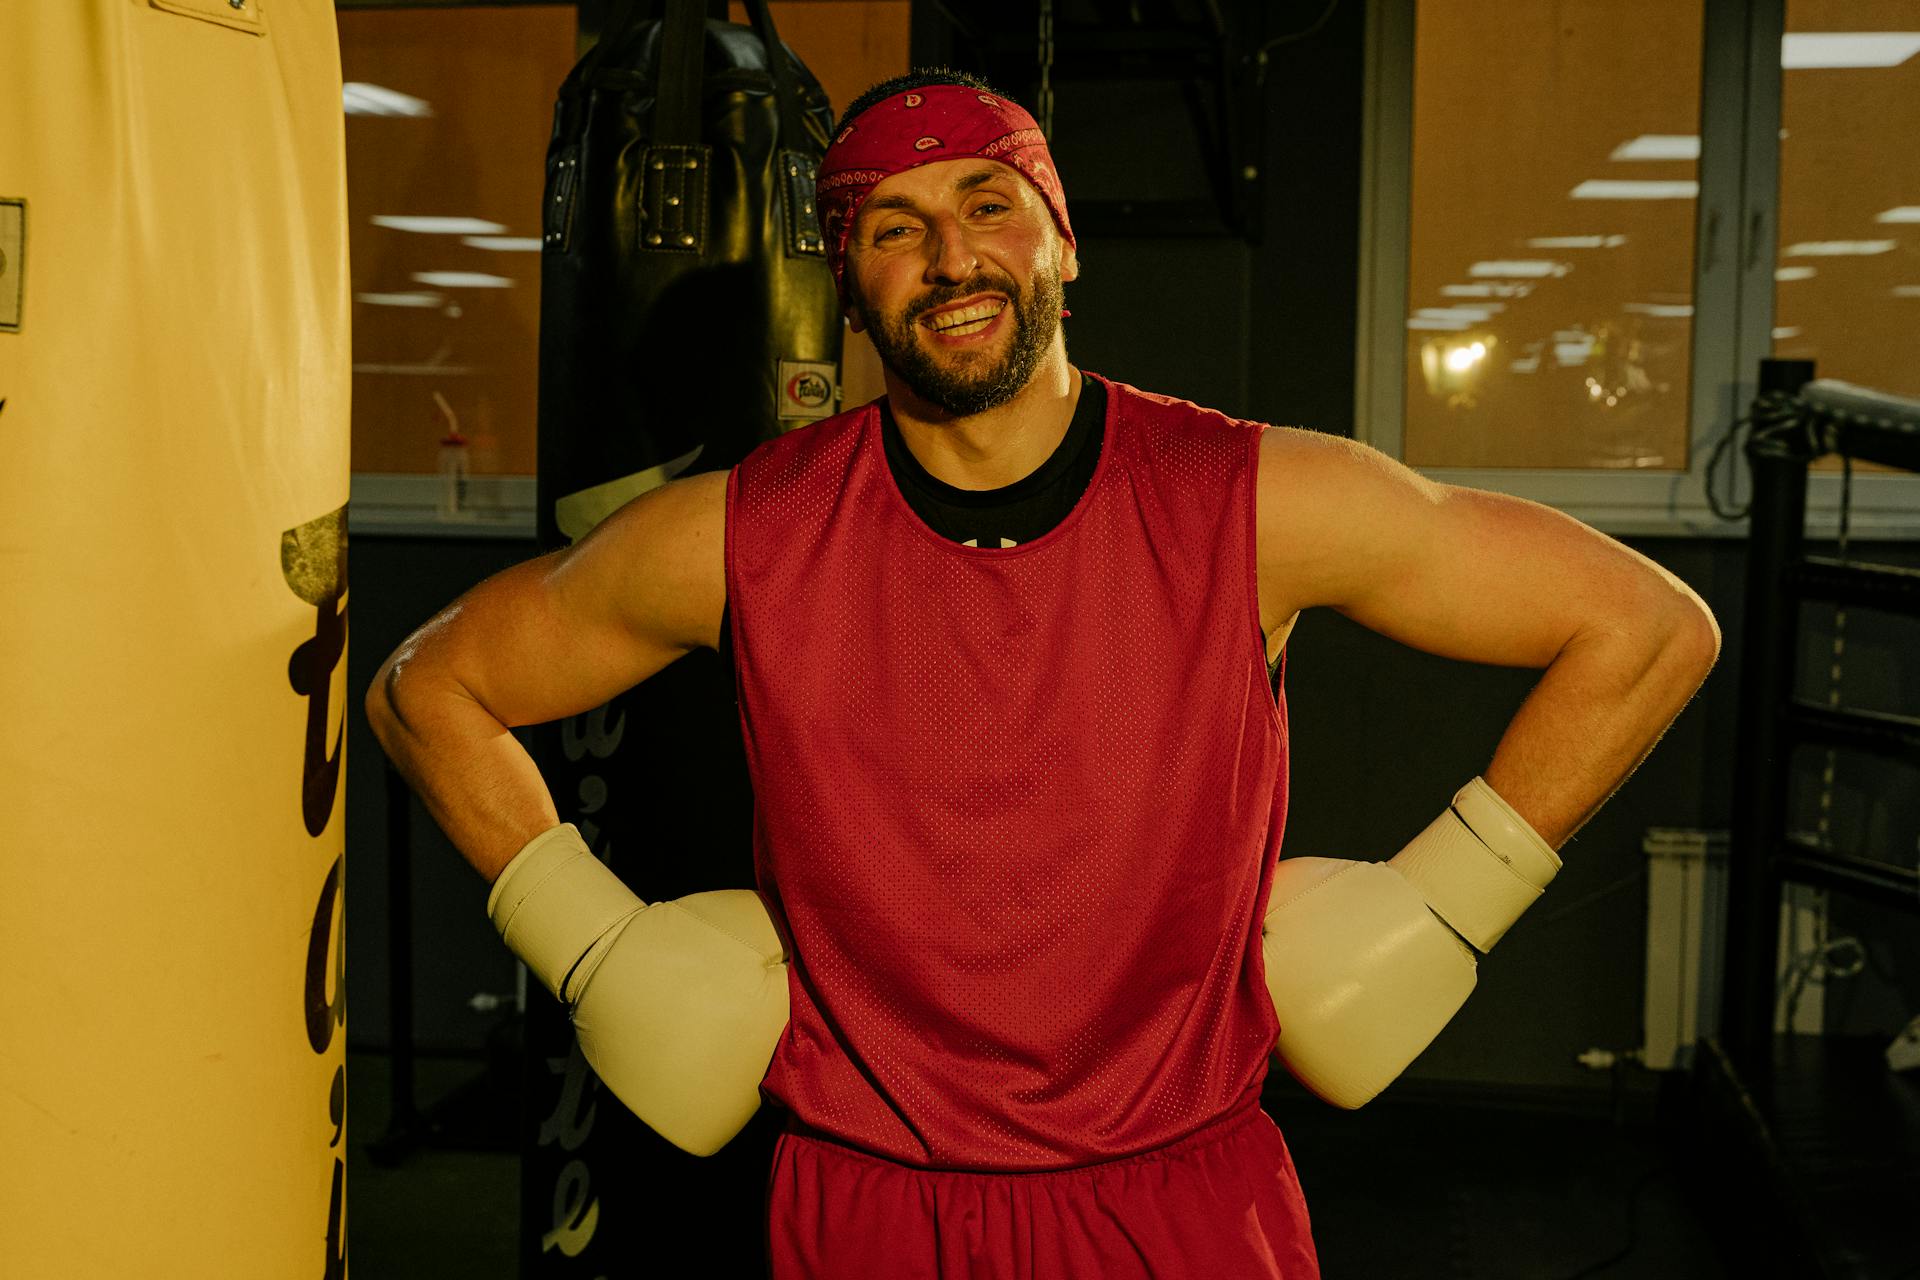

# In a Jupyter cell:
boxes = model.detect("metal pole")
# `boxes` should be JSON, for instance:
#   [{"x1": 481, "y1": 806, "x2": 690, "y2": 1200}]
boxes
[{"x1": 1721, "y1": 357, "x2": 1815, "y2": 1083}]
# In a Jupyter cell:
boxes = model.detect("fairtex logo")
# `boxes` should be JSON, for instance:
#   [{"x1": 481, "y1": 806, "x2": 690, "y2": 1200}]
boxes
[
  {"x1": 787, "y1": 370, "x2": 832, "y2": 411},
  {"x1": 777, "y1": 359, "x2": 837, "y2": 422}
]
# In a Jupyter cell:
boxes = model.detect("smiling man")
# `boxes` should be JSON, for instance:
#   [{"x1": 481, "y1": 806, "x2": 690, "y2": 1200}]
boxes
[{"x1": 368, "y1": 69, "x2": 1720, "y2": 1279}]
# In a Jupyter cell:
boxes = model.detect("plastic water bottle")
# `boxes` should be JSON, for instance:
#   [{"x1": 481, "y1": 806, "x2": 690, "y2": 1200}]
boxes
[
  {"x1": 432, "y1": 389, "x2": 470, "y2": 518},
  {"x1": 438, "y1": 425, "x2": 469, "y2": 517}
]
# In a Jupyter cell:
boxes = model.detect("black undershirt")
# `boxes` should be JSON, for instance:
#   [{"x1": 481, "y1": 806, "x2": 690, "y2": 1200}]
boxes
[{"x1": 717, "y1": 376, "x2": 1107, "y2": 665}]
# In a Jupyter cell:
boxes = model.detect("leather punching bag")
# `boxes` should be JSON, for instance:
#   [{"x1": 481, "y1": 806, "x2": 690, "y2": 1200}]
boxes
[{"x1": 520, "y1": 4, "x2": 838, "y2": 1276}]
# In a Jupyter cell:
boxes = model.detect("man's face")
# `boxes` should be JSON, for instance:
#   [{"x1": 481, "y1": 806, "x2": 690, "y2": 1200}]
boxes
[{"x1": 844, "y1": 158, "x2": 1078, "y2": 416}]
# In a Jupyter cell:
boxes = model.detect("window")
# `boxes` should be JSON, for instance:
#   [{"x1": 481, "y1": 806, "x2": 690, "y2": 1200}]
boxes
[
  {"x1": 1358, "y1": 0, "x2": 1920, "y2": 537},
  {"x1": 1403, "y1": 0, "x2": 1704, "y2": 473},
  {"x1": 1772, "y1": 0, "x2": 1920, "y2": 478}
]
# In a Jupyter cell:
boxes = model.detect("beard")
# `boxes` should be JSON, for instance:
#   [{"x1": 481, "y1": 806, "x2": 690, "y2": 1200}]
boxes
[{"x1": 858, "y1": 262, "x2": 1065, "y2": 417}]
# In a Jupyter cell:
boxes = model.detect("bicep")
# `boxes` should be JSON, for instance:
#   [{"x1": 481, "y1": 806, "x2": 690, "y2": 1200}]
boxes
[
  {"x1": 381, "y1": 469, "x2": 729, "y2": 728},
  {"x1": 1255, "y1": 427, "x2": 1710, "y2": 669}
]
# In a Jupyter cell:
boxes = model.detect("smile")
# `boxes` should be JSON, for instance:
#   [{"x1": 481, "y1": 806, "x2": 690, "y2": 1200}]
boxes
[{"x1": 921, "y1": 298, "x2": 1006, "y2": 337}]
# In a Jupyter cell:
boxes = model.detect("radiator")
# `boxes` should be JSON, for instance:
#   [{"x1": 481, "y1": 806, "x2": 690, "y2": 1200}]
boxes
[{"x1": 1641, "y1": 828, "x2": 1729, "y2": 1071}]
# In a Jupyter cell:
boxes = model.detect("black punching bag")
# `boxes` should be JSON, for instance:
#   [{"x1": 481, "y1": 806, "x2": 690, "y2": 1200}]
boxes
[{"x1": 521, "y1": 3, "x2": 838, "y2": 1276}]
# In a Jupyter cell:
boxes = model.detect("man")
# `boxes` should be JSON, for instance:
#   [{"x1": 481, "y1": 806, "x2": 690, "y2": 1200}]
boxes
[{"x1": 367, "y1": 70, "x2": 1720, "y2": 1278}]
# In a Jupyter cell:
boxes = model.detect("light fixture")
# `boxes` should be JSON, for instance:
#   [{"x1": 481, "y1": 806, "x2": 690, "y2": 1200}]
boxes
[
  {"x1": 343, "y1": 82, "x2": 434, "y2": 117},
  {"x1": 1417, "y1": 306, "x2": 1500, "y2": 322},
  {"x1": 1442, "y1": 282, "x2": 1534, "y2": 298},
  {"x1": 356, "y1": 291, "x2": 444, "y2": 308},
  {"x1": 374, "y1": 216, "x2": 509, "y2": 235},
  {"x1": 1783, "y1": 240, "x2": 1896, "y2": 256},
  {"x1": 412, "y1": 272, "x2": 515, "y2": 288},
  {"x1": 1525, "y1": 235, "x2": 1628, "y2": 249},
  {"x1": 1772, "y1": 326, "x2": 1803, "y2": 339},
  {"x1": 1875, "y1": 207, "x2": 1920, "y2": 223},
  {"x1": 1609, "y1": 135, "x2": 1700, "y2": 161},
  {"x1": 1622, "y1": 303, "x2": 1694, "y2": 318},
  {"x1": 1418, "y1": 335, "x2": 1495, "y2": 399},
  {"x1": 1775, "y1": 266, "x2": 1818, "y2": 281},
  {"x1": 1781, "y1": 33, "x2": 1920, "y2": 70},
  {"x1": 462, "y1": 236, "x2": 544, "y2": 252},
  {"x1": 1570, "y1": 180, "x2": 1700, "y2": 200},
  {"x1": 1469, "y1": 260, "x2": 1569, "y2": 278}
]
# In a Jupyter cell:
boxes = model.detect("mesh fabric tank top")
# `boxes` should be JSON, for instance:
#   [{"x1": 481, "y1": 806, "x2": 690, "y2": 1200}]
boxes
[{"x1": 725, "y1": 373, "x2": 1291, "y2": 1171}]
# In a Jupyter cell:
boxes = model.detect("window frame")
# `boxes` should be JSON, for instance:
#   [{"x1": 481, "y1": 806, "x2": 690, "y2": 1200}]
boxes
[{"x1": 1354, "y1": 0, "x2": 1920, "y2": 540}]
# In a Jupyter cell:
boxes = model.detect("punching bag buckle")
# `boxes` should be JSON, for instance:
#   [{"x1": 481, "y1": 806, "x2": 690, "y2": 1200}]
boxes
[
  {"x1": 782, "y1": 152, "x2": 824, "y2": 257},
  {"x1": 641, "y1": 145, "x2": 710, "y2": 254}
]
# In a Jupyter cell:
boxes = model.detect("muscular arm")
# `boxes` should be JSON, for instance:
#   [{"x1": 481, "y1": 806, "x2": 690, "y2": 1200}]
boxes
[
  {"x1": 365, "y1": 470, "x2": 729, "y2": 882},
  {"x1": 1254, "y1": 427, "x2": 1720, "y2": 848}
]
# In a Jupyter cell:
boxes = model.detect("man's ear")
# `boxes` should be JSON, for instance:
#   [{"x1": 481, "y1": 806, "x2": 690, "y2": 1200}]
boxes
[
  {"x1": 843, "y1": 298, "x2": 867, "y2": 335},
  {"x1": 1060, "y1": 241, "x2": 1080, "y2": 284}
]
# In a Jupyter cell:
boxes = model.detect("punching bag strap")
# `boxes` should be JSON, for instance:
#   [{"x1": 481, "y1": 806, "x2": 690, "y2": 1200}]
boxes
[
  {"x1": 652, "y1": 0, "x2": 707, "y2": 147},
  {"x1": 739, "y1": 0, "x2": 804, "y2": 152},
  {"x1": 738, "y1": 0, "x2": 824, "y2": 257},
  {"x1": 636, "y1": 0, "x2": 713, "y2": 255}
]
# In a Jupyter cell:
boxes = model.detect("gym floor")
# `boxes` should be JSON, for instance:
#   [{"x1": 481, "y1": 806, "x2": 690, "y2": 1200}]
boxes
[{"x1": 346, "y1": 1051, "x2": 1729, "y2": 1278}]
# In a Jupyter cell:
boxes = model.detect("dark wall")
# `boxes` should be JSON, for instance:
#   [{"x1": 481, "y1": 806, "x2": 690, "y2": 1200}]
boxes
[
  {"x1": 346, "y1": 535, "x2": 535, "y2": 1056},
  {"x1": 345, "y1": 0, "x2": 1920, "y2": 1101}
]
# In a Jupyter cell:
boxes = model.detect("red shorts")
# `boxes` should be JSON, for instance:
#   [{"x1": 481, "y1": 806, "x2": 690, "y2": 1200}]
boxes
[{"x1": 764, "y1": 1098, "x2": 1321, "y2": 1279}]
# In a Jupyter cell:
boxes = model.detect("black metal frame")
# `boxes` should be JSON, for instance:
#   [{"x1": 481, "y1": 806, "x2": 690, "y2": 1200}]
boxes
[
  {"x1": 1721, "y1": 361, "x2": 1920, "y2": 1083},
  {"x1": 1683, "y1": 360, "x2": 1920, "y2": 1276}
]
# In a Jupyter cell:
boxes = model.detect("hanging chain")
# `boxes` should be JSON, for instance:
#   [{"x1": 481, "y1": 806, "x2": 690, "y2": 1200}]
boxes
[{"x1": 1037, "y1": 0, "x2": 1056, "y2": 138}]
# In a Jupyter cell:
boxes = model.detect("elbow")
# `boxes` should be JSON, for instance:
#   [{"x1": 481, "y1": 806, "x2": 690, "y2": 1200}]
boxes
[
  {"x1": 1675, "y1": 595, "x2": 1721, "y2": 663},
  {"x1": 364, "y1": 654, "x2": 411, "y2": 750},
  {"x1": 1642, "y1": 572, "x2": 1720, "y2": 673},
  {"x1": 1662, "y1": 600, "x2": 1722, "y2": 686},
  {"x1": 1695, "y1": 607, "x2": 1722, "y2": 668}
]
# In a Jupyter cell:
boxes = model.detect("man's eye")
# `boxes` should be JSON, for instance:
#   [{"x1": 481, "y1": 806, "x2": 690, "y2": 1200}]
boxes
[
  {"x1": 877, "y1": 225, "x2": 914, "y2": 241},
  {"x1": 973, "y1": 202, "x2": 1009, "y2": 216}
]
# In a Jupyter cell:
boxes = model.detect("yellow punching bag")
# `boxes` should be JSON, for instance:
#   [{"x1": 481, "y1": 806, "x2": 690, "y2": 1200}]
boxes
[{"x1": 0, "y1": 4, "x2": 351, "y2": 1278}]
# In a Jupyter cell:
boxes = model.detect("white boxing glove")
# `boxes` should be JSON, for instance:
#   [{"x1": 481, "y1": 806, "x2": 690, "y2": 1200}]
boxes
[
  {"x1": 1262, "y1": 777, "x2": 1561, "y2": 1109},
  {"x1": 486, "y1": 824, "x2": 791, "y2": 1156}
]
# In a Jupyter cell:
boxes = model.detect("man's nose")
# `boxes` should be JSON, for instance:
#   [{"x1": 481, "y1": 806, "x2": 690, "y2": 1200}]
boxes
[{"x1": 923, "y1": 217, "x2": 979, "y2": 283}]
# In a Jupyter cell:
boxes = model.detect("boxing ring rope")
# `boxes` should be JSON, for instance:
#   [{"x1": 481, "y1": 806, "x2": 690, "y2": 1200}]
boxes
[{"x1": 1721, "y1": 365, "x2": 1920, "y2": 1080}]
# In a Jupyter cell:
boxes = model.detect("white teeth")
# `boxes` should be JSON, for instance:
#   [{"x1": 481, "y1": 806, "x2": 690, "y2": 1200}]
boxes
[{"x1": 926, "y1": 300, "x2": 1005, "y2": 332}]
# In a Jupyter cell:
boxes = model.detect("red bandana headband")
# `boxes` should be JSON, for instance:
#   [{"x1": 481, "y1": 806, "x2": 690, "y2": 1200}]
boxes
[{"x1": 816, "y1": 84, "x2": 1075, "y2": 293}]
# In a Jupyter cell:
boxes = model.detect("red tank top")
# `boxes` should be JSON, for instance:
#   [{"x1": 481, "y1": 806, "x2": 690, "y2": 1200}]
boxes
[{"x1": 725, "y1": 373, "x2": 1290, "y2": 1171}]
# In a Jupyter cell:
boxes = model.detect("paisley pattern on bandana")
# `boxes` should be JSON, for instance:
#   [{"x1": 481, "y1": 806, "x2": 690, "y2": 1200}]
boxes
[{"x1": 817, "y1": 83, "x2": 1075, "y2": 292}]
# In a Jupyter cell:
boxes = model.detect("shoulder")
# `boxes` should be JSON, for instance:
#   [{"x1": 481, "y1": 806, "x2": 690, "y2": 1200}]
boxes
[
  {"x1": 726, "y1": 401, "x2": 882, "y2": 565},
  {"x1": 734, "y1": 401, "x2": 876, "y2": 485},
  {"x1": 1097, "y1": 376, "x2": 1252, "y2": 434},
  {"x1": 1094, "y1": 377, "x2": 1263, "y2": 478},
  {"x1": 1255, "y1": 424, "x2": 1439, "y2": 501}
]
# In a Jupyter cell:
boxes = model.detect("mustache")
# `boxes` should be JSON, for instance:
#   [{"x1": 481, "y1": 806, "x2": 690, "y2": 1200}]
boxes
[{"x1": 903, "y1": 274, "x2": 1023, "y2": 325}]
